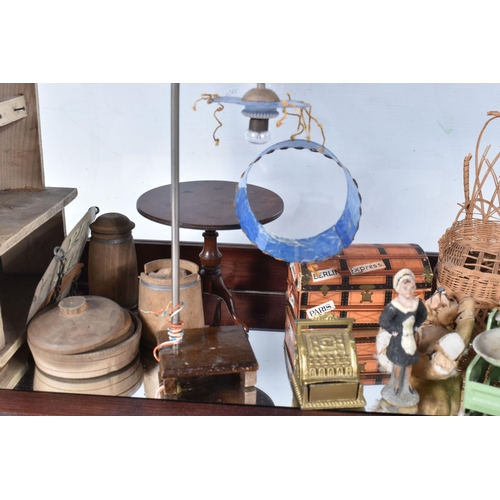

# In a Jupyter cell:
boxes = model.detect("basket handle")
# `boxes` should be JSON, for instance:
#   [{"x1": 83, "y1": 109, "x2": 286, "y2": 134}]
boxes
[
  {"x1": 463, "y1": 153, "x2": 472, "y2": 220},
  {"x1": 456, "y1": 111, "x2": 500, "y2": 222}
]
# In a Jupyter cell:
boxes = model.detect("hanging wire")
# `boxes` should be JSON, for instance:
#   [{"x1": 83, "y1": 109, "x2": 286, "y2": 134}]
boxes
[
  {"x1": 155, "y1": 385, "x2": 165, "y2": 398},
  {"x1": 193, "y1": 90, "x2": 326, "y2": 149},
  {"x1": 151, "y1": 301, "x2": 185, "y2": 399},
  {"x1": 152, "y1": 301, "x2": 185, "y2": 362}
]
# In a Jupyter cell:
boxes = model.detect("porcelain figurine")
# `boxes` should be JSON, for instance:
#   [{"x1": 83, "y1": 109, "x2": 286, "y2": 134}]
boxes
[{"x1": 376, "y1": 268, "x2": 427, "y2": 407}]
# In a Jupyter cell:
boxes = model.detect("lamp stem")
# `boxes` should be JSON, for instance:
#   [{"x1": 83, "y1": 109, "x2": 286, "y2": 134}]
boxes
[{"x1": 171, "y1": 83, "x2": 180, "y2": 328}]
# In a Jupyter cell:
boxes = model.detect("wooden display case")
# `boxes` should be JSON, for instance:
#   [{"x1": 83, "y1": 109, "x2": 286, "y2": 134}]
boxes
[{"x1": 0, "y1": 83, "x2": 76, "y2": 381}]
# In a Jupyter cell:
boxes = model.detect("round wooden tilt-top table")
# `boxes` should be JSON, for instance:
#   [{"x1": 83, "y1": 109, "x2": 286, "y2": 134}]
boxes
[{"x1": 136, "y1": 180, "x2": 284, "y2": 331}]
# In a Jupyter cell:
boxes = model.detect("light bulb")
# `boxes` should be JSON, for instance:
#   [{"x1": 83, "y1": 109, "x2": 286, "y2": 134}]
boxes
[
  {"x1": 245, "y1": 128, "x2": 271, "y2": 144},
  {"x1": 245, "y1": 118, "x2": 271, "y2": 144}
]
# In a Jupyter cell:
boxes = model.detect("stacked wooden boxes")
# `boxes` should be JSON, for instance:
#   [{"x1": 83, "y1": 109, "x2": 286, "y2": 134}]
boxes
[{"x1": 286, "y1": 243, "x2": 434, "y2": 384}]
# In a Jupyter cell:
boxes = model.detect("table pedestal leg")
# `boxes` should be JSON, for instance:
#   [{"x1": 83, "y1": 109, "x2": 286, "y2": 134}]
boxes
[{"x1": 199, "y1": 229, "x2": 248, "y2": 331}]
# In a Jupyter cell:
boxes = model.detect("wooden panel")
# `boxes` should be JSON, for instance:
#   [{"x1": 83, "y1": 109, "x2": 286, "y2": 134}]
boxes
[
  {"x1": 0, "y1": 388, "x2": 370, "y2": 416},
  {"x1": 139, "y1": 240, "x2": 289, "y2": 292},
  {"x1": 127, "y1": 240, "x2": 289, "y2": 293},
  {"x1": 0, "y1": 274, "x2": 40, "y2": 369},
  {"x1": 0, "y1": 83, "x2": 44, "y2": 190},
  {"x1": 0, "y1": 187, "x2": 77, "y2": 256},
  {"x1": 232, "y1": 291, "x2": 287, "y2": 330}
]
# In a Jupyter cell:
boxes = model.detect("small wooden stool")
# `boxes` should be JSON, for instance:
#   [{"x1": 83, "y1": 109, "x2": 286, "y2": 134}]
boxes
[{"x1": 157, "y1": 325, "x2": 258, "y2": 404}]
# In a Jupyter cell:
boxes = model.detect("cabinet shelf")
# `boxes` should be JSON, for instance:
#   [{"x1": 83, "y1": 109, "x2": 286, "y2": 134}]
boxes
[
  {"x1": 0, "y1": 187, "x2": 77, "y2": 368},
  {"x1": 0, "y1": 187, "x2": 77, "y2": 256}
]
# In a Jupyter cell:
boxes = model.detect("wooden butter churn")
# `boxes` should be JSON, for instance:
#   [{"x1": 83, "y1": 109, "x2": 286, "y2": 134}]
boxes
[{"x1": 88, "y1": 212, "x2": 139, "y2": 310}]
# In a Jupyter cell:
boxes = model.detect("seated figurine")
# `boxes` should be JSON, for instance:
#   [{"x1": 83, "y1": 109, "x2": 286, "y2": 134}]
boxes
[{"x1": 411, "y1": 288, "x2": 474, "y2": 380}]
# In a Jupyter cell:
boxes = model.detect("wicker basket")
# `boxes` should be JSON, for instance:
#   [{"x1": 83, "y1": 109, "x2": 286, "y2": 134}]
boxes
[{"x1": 437, "y1": 111, "x2": 500, "y2": 334}]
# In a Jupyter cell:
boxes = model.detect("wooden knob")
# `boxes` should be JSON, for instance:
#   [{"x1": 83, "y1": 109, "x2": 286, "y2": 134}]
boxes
[{"x1": 58, "y1": 296, "x2": 87, "y2": 316}]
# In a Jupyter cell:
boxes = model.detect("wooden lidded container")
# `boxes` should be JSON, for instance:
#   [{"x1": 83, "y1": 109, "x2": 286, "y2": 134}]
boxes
[
  {"x1": 88, "y1": 212, "x2": 139, "y2": 310},
  {"x1": 27, "y1": 295, "x2": 141, "y2": 379},
  {"x1": 138, "y1": 259, "x2": 204, "y2": 347}
]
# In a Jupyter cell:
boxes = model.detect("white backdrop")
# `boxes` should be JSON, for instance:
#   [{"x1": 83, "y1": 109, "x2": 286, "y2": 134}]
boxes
[{"x1": 37, "y1": 83, "x2": 500, "y2": 253}]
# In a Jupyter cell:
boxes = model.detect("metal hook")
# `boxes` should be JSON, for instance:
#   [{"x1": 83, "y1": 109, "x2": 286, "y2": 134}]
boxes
[{"x1": 53, "y1": 246, "x2": 66, "y2": 262}]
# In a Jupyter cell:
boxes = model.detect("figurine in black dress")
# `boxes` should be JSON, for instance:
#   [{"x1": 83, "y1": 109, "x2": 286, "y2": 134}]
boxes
[{"x1": 378, "y1": 268, "x2": 427, "y2": 407}]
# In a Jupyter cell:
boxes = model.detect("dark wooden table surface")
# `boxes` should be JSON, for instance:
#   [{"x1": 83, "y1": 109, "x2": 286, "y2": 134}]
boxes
[{"x1": 136, "y1": 180, "x2": 284, "y2": 230}]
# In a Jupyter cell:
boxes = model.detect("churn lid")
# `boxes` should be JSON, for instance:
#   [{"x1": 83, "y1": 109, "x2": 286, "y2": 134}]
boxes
[
  {"x1": 90, "y1": 212, "x2": 135, "y2": 236},
  {"x1": 27, "y1": 295, "x2": 134, "y2": 355}
]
